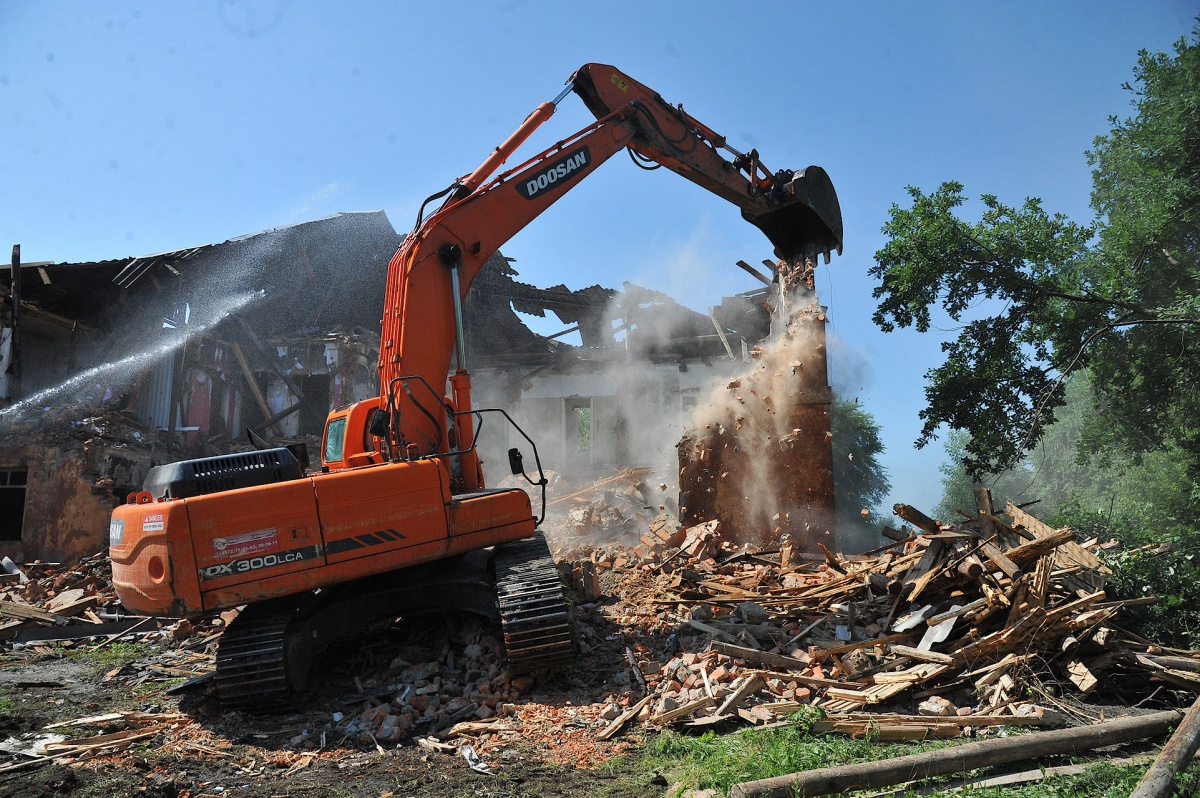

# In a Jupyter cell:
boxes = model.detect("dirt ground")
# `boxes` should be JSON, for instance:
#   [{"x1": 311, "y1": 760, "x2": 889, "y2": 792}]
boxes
[{"x1": 0, "y1": 618, "x2": 666, "y2": 798}]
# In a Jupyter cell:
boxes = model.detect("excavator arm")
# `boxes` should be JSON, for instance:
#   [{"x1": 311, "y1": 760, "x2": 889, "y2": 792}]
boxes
[
  {"x1": 326, "y1": 63, "x2": 843, "y2": 488},
  {"x1": 570, "y1": 64, "x2": 842, "y2": 264}
]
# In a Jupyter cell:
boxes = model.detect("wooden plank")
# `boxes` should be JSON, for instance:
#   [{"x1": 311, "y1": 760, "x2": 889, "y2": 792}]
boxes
[
  {"x1": 978, "y1": 539, "x2": 1023, "y2": 580},
  {"x1": 1006, "y1": 502, "x2": 1110, "y2": 575},
  {"x1": 42, "y1": 595, "x2": 100, "y2": 620},
  {"x1": 826, "y1": 687, "x2": 878, "y2": 704},
  {"x1": 889, "y1": 645, "x2": 954, "y2": 665},
  {"x1": 902, "y1": 539, "x2": 946, "y2": 600},
  {"x1": 687, "y1": 619, "x2": 741, "y2": 644},
  {"x1": 0, "y1": 600, "x2": 67, "y2": 625},
  {"x1": 228, "y1": 340, "x2": 278, "y2": 433},
  {"x1": 812, "y1": 632, "x2": 912, "y2": 657},
  {"x1": 1066, "y1": 659, "x2": 1098, "y2": 693},
  {"x1": 714, "y1": 673, "x2": 765, "y2": 717},
  {"x1": 758, "y1": 670, "x2": 868, "y2": 691},
  {"x1": 650, "y1": 696, "x2": 715, "y2": 725},
  {"x1": 893, "y1": 504, "x2": 942, "y2": 536},
  {"x1": 596, "y1": 696, "x2": 651, "y2": 741},
  {"x1": 926, "y1": 599, "x2": 987, "y2": 626},
  {"x1": 871, "y1": 670, "x2": 926, "y2": 686},
  {"x1": 710, "y1": 641, "x2": 810, "y2": 671},
  {"x1": 1003, "y1": 528, "x2": 1076, "y2": 565}
]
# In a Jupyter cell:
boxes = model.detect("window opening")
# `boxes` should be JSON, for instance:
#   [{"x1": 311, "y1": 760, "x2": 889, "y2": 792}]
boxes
[{"x1": 0, "y1": 469, "x2": 28, "y2": 541}]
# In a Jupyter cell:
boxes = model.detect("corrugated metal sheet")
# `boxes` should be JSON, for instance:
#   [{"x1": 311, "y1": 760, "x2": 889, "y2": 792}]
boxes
[{"x1": 136, "y1": 352, "x2": 174, "y2": 431}]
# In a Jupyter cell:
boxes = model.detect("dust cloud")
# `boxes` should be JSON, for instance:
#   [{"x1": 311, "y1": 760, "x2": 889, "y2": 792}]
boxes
[{"x1": 678, "y1": 259, "x2": 837, "y2": 551}]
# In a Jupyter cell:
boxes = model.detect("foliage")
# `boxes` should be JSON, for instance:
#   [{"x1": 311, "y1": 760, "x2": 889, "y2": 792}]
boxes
[
  {"x1": 935, "y1": 372, "x2": 1200, "y2": 535},
  {"x1": 871, "y1": 182, "x2": 1094, "y2": 476},
  {"x1": 934, "y1": 430, "x2": 1034, "y2": 523},
  {"x1": 871, "y1": 25, "x2": 1200, "y2": 485},
  {"x1": 1049, "y1": 495, "x2": 1200, "y2": 649},
  {"x1": 831, "y1": 399, "x2": 891, "y2": 516},
  {"x1": 1101, "y1": 540, "x2": 1200, "y2": 650}
]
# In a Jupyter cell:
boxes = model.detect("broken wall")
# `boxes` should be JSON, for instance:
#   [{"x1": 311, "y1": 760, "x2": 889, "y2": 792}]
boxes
[
  {"x1": 0, "y1": 436, "x2": 157, "y2": 563},
  {"x1": 678, "y1": 260, "x2": 836, "y2": 553},
  {"x1": 471, "y1": 357, "x2": 745, "y2": 487}
]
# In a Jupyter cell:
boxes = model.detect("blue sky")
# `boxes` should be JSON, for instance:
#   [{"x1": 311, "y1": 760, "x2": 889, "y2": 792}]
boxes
[{"x1": 3, "y1": 1, "x2": 1196, "y2": 513}]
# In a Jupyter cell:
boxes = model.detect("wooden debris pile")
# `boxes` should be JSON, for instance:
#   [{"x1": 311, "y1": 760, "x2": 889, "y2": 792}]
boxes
[
  {"x1": 7, "y1": 490, "x2": 1198, "y2": 774},
  {"x1": 0, "y1": 552, "x2": 224, "y2": 675},
  {"x1": 571, "y1": 490, "x2": 1200, "y2": 739},
  {"x1": 0, "y1": 551, "x2": 119, "y2": 642}
]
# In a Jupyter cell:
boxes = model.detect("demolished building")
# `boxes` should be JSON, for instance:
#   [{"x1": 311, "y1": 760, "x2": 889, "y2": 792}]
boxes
[
  {"x1": 2, "y1": 211, "x2": 811, "y2": 564},
  {"x1": 463, "y1": 256, "x2": 775, "y2": 484},
  {"x1": 1, "y1": 212, "x2": 397, "y2": 562}
]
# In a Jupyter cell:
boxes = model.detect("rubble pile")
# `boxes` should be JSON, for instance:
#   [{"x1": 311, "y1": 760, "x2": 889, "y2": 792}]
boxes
[
  {"x1": 0, "y1": 551, "x2": 121, "y2": 642},
  {"x1": 535, "y1": 468, "x2": 680, "y2": 557},
  {"x1": 307, "y1": 615, "x2": 539, "y2": 744},
  {"x1": 3, "y1": 494, "x2": 1199, "y2": 778},
  {"x1": 557, "y1": 494, "x2": 1200, "y2": 739}
]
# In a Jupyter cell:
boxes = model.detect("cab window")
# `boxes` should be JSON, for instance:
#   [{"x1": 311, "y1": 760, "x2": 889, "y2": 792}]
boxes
[{"x1": 323, "y1": 416, "x2": 347, "y2": 464}]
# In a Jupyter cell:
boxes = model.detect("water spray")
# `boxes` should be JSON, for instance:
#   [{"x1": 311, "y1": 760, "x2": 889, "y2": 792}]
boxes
[{"x1": 0, "y1": 289, "x2": 266, "y2": 424}]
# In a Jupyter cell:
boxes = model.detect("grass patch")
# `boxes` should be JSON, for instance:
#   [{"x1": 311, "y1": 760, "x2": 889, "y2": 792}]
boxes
[
  {"x1": 0, "y1": 693, "x2": 14, "y2": 715},
  {"x1": 131, "y1": 678, "x2": 183, "y2": 697},
  {"x1": 639, "y1": 712, "x2": 953, "y2": 796},
  {"x1": 636, "y1": 716, "x2": 1200, "y2": 798},
  {"x1": 69, "y1": 641, "x2": 151, "y2": 668}
]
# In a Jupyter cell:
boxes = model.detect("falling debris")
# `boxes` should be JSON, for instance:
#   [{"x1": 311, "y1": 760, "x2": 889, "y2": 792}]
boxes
[{"x1": 679, "y1": 258, "x2": 836, "y2": 553}]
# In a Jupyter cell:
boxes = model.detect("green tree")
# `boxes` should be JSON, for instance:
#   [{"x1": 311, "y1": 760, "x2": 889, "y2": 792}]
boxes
[
  {"x1": 933, "y1": 430, "x2": 1033, "y2": 523},
  {"x1": 831, "y1": 399, "x2": 891, "y2": 519},
  {"x1": 871, "y1": 26, "x2": 1200, "y2": 490},
  {"x1": 1031, "y1": 372, "x2": 1199, "y2": 542},
  {"x1": 933, "y1": 371, "x2": 1199, "y2": 539}
]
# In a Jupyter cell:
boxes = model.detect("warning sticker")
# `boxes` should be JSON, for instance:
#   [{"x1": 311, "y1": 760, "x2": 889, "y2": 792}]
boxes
[
  {"x1": 212, "y1": 528, "x2": 278, "y2": 560},
  {"x1": 142, "y1": 513, "x2": 165, "y2": 532}
]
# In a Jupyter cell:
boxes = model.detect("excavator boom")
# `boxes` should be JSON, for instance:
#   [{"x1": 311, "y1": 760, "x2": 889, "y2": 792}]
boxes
[{"x1": 358, "y1": 63, "x2": 843, "y2": 469}]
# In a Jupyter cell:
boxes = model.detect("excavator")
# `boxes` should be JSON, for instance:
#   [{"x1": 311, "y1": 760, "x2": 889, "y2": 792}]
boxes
[{"x1": 108, "y1": 63, "x2": 843, "y2": 710}]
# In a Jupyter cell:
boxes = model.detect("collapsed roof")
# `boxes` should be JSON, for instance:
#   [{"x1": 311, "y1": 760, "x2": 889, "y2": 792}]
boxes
[{"x1": 464, "y1": 255, "x2": 772, "y2": 368}]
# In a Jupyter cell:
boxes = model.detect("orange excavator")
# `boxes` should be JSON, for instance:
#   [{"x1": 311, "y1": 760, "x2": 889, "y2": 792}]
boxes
[{"x1": 109, "y1": 63, "x2": 842, "y2": 709}]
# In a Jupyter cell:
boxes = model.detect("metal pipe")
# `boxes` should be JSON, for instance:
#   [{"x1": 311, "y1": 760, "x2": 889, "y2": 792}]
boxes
[
  {"x1": 449, "y1": 265, "x2": 467, "y2": 370},
  {"x1": 8, "y1": 245, "x2": 20, "y2": 402}
]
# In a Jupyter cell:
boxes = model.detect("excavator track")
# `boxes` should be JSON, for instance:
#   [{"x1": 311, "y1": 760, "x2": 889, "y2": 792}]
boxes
[
  {"x1": 494, "y1": 533, "x2": 573, "y2": 674},
  {"x1": 214, "y1": 598, "x2": 310, "y2": 711},
  {"x1": 213, "y1": 538, "x2": 571, "y2": 710}
]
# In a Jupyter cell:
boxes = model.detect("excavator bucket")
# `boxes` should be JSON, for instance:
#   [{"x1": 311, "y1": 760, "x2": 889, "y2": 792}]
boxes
[{"x1": 745, "y1": 165, "x2": 843, "y2": 264}]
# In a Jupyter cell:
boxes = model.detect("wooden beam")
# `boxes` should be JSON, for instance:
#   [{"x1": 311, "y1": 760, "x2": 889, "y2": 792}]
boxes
[
  {"x1": 596, "y1": 696, "x2": 651, "y2": 740},
  {"x1": 1130, "y1": 694, "x2": 1200, "y2": 798},
  {"x1": 736, "y1": 259, "x2": 774, "y2": 286},
  {"x1": 710, "y1": 641, "x2": 810, "y2": 672},
  {"x1": 228, "y1": 340, "x2": 278, "y2": 435},
  {"x1": 730, "y1": 709, "x2": 1183, "y2": 798},
  {"x1": 0, "y1": 599, "x2": 67, "y2": 625}
]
